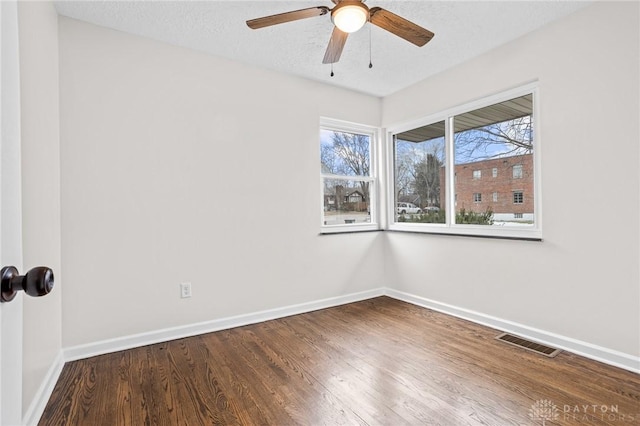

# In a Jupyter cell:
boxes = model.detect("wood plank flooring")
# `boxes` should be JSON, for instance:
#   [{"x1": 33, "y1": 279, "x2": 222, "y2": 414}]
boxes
[{"x1": 40, "y1": 297, "x2": 640, "y2": 425}]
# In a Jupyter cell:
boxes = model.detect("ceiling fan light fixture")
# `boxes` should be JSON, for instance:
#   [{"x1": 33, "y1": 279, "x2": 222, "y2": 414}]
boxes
[{"x1": 331, "y1": 2, "x2": 369, "y2": 33}]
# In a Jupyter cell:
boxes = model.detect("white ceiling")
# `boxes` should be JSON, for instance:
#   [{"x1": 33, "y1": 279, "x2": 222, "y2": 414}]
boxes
[{"x1": 53, "y1": 1, "x2": 591, "y2": 97}]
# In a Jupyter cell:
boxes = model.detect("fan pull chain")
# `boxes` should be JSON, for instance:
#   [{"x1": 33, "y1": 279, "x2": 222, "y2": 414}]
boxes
[
  {"x1": 368, "y1": 22, "x2": 373, "y2": 69},
  {"x1": 330, "y1": 63, "x2": 334, "y2": 77}
]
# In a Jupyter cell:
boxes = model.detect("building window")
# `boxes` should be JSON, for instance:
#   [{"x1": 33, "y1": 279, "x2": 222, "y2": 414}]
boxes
[
  {"x1": 513, "y1": 164, "x2": 523, "y2": 179},
  {"x1": 513, "y1": 191, "x2": 524, "y2": 204},
  {"x1": 514, "y1": 213, "x2": 523, "y2": 219},
  {"x1": 388, "y1": 84, "x2": 539, "y2": 239},
  {"x1": 320, "y1": 118, "x2": 378, "y2": 233}
]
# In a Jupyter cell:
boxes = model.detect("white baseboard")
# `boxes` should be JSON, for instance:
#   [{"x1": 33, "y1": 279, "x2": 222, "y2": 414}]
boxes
[
  {"x1": 384, "y1": 288, "x2": 640, "y2": 374},
  {"x1": 63, "y1": 287, "x2": 640, "y2": 373},
  {"x1": 64, "y1": 288, "x2": 385, "y2": 362},
  {"x1": 22, "y1": 351, "x2": 65, "y2": 426}
]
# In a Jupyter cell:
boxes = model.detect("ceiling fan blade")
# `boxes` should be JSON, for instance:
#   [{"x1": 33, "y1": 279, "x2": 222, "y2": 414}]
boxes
[
  {"x1": 369, "y1": 7, "x2": 434, "y2": 47},
  {"x1": 323, "y1": 26, "x2": 349, "y2": 64},
  {"x1": 247, "y1": 6, "x2": 330, "y2": 29}
]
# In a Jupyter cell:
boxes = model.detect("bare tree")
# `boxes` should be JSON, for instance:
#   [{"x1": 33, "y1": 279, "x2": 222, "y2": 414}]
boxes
[
  {"x1": 395, "y1": 142, "x2": 417, "y2": 199},
  {"x1": 395, "y1": 137, "x2": 445, "y2": 207},
  {"x1": 321, "y1": 132, "x2": 370, "y2": 201},
  {"x1": 455, "y1": 116, "x2": 532, "y2": 163},
  {"x1": 412, "y1": 153, "x2": 442, "y2": 207}
]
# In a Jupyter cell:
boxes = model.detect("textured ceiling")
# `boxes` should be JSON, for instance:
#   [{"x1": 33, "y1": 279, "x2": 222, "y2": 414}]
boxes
[{"x1": 54, "y1": 1, "x2": 591, "y2": 97}]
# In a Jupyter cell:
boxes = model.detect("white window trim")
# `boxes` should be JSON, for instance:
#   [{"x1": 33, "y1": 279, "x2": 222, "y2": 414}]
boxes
[
  {"x1": 320, "y1": 117, "x2": 380, "y2": 234},
  {"x1": 385, "y1": 82, "x2": 542, "y2": 240}
]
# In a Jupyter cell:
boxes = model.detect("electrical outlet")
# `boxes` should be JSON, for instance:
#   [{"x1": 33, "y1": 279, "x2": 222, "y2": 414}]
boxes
[{"x1": 180, "y1": 282, "x2": 192, "y2": 298}]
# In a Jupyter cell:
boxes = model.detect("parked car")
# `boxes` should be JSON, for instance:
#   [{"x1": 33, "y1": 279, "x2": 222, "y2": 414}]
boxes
[
  {"x1": 423, "y1": 206, "x2": 440, "y2": 212},
  {"x1": 397, "y1": 202, "x2": 422, "y2": 215}
]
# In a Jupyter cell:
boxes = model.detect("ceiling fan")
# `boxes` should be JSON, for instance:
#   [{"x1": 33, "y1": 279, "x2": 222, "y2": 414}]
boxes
[{"x1": 246, "y1": 0, "x2": 434, "y2": 65}]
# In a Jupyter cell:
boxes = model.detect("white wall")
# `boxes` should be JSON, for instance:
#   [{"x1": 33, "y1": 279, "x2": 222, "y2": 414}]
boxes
[
  {"x1": 58, "y1": 18, "x2": 384, "y2": 347},
  {"x1": 382, "y1": 2, "x2": 639, "y2": 357},
  {"x1": 57, "y1": 1, "x2": 638, "y2": 363},
  {"x1": 18, "y1": 1, "x2": 62, "y2": 418}
]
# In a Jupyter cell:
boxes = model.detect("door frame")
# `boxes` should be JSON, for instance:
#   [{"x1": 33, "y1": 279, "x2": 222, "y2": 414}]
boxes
[{"x1": 0, "y1": 1, "x2": 25, "y2": 424}]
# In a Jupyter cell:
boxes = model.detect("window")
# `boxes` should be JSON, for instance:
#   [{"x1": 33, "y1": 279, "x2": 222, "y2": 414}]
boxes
[
  {"x1": 388, "y1": 84, "x2": 540, "y2": 239},
  {"x1": 393, "y1": 120, "x2": 446, "y2": 224},
  {"x1": 514, "y1": 213, "x2": 523, "y2": 219},
  {"x1": 513, "y1": 191, "x2": 524, "y2": 204},
  {"x1": 320, "y1": 118, "x2": 378, "y2": 233},
  {"x1": 513, "y1": 164, "x2": 523, "y2": 179}
]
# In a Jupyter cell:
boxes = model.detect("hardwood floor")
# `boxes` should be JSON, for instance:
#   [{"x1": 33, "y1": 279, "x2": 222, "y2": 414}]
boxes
[{"x1": 40, "y1": 297, "x2": 640, "y2": 425}]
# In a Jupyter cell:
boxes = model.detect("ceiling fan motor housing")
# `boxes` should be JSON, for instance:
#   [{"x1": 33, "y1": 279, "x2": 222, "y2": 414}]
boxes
[{"x1": 331, "y1": 1, "x2": 370, "y2": 33}]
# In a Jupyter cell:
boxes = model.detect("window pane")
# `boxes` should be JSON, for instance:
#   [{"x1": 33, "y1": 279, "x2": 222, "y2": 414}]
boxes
[
  {"x1": 322, "y1": 178, "x2": 371, "y2": 226},
  {"x1": 320, "y1": 129, "x2": 370, "y2": 177},
  {"x1": 394, "y1": 121, "x2": 446, "y2": 224},
  {"x1": 513, "y1": 164, "x2": 523, "y2": 179},
  {"x1": 453, "y1": 94, "x2": 534, "y2": 226},
  {"x1": 513, "y1": 191, "x2": 524, "y2": 204}
]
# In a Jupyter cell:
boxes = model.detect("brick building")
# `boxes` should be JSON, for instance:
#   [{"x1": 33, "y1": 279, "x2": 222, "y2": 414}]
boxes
[{"x1": 440, "y1": 153, "x2": 534, "y2": 222}]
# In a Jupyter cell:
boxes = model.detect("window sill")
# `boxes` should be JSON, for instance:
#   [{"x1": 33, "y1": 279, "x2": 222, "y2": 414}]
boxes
[
  {"x1": 388, "y1": 223, "x2": 542, "y2": 241},
  {"x1": 320, "y1": 224, "x2": 382, "y2": 235}
]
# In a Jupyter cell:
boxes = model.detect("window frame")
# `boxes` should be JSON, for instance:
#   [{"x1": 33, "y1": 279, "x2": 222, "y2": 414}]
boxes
[
  {"x1": 320, "y1": 117, "x2": 380, "y2": 234},
  {"x1": 385, "y1": 83, "x2": 542, "y2": 240}
]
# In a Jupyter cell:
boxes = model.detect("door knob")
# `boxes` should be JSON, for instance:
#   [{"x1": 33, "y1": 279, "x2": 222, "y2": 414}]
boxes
[{"x1": 1, "y1": 266, "x2": 54, "y2": 302}]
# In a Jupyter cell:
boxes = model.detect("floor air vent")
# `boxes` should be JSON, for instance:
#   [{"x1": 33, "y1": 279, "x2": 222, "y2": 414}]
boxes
[{"x1": 496, "y1": 333, "x2": 562, "y2": 358}]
